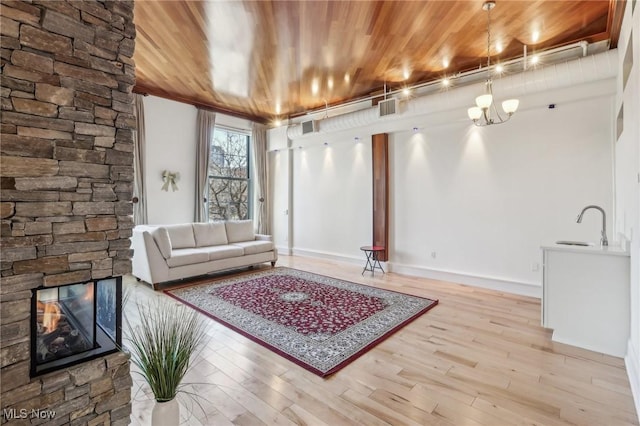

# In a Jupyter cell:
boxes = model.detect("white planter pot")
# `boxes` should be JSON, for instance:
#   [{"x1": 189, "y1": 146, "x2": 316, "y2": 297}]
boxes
[{"x1": 151, "y1": 398, "x2": 179, "y2": 426}]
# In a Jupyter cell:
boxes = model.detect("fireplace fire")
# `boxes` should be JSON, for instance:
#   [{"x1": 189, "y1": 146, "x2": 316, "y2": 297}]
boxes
[{"x1": 30, "y1": 277, "x2": 122, "y2": 377}]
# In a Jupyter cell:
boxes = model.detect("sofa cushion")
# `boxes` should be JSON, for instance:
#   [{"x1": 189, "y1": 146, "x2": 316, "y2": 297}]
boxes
[
  {"x1": 201, "y1": 245, "x2": 244, "y2": 261},
  {"x1": 231, "y1": 240, "x2": 274, "y2": 255},
  {"x1": 193, "y1": 222, "x2": 228, "y2": 247},
  {"x1": 151, "y1": 227, "x2": 172, "y2": 259},
  {"x1": 164, "y1": 224, "x2": 196, "y2": 249},
  {"x1": 165, "y1": 248, "x2": 209, "y2": 268},
  {"x1": 225, "y1": 220, "x2": 254, "y2": 243}
]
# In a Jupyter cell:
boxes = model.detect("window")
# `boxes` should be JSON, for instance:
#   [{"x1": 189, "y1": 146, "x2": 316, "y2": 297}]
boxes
[{"x1": 207, "y1": 127, "x2": 251, "y2": 221}]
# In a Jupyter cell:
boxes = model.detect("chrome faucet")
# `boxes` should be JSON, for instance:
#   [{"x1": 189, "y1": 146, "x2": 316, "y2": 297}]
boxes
[{"x1": 576, "y1": 205, "x2": 608, "y2": 246}]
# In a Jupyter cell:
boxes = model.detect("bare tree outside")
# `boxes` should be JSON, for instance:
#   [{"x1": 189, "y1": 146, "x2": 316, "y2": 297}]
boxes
[{"x1": 208, "y1": 128, "x2": 251, "y2": 221}]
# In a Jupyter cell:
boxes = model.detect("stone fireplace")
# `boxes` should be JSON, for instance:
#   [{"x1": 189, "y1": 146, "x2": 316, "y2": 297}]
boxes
[
  {"x1": 31, "y1": 277, "x2": 122, "y2": 377},
  {"x1": 1, "y1": 0, "x2": 135, "y2": 424}
]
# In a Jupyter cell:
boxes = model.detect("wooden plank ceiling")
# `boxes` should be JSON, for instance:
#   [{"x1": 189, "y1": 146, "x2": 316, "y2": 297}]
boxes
[{"x1": 133, "y1": 0, "x2": 622, "y2": 124}]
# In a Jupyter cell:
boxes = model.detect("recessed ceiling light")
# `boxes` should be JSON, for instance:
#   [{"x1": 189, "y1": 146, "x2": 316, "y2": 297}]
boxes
[
  {"x1": 311, "y1": 79, "x2": 319, "y2": 95},
  {"x1": 344, "y1": 73, "x2": 350, "y2": 83},
  {"x1": 274, "y1": 119, "x2": 281, "y2": 127},
  {"x1": 443, "y1": 58, "x2": 449, "y2": 68},
  {"x1": 327, "y1": 77, "x2": 334, "y2": 90},
  {"x1": 495, "y1": 41, "x2": 503, "y2": 53},
  {"x1": 403, "y1": 88, "x2": 411, "y2": 96},
  {"x1": 532, "y1": 30, "x2": 540, "y2": 43},
  {"x1": 495, "y1": 64, "x2": 504, "y2": 73},
  {"x1": 275, "y1": 103, "x2": 281, "y2": 114},
  {"x1": 403, "y1": 68, "x2": 411, "y2": 80},
  {"x1": 442, "y1": 78, "x2": 450, "y2": 87},
  {"x1": 531, "y1": 55, "x2": 540, "y2": 64}
]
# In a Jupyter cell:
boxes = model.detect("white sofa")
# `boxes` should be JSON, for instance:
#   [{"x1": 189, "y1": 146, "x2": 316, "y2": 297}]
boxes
[{"x1": 131, "y1": 220, "x2": 277, "y2": 289}]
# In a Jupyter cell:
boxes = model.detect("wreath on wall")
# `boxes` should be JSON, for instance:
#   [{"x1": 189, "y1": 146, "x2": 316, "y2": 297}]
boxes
[{"x1": 161, "y1": 170, "x2": 179, "y2": 192}]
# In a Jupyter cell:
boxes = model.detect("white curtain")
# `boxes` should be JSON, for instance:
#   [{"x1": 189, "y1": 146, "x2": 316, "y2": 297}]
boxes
[
  {"x1": 251, "y1": 123, "x2": 270, "y2": 234},
  {"x1": 133, "y1": 94, "x2": 148, "y2": 225},
  {"x1": 195, "y1": 109, "x2": 215, "y2": 222}
]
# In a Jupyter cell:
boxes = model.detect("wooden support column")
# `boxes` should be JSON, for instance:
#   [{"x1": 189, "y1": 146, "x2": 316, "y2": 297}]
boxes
[{"x1": 372, "y1": 133, "x2": 389, "y2": 261}]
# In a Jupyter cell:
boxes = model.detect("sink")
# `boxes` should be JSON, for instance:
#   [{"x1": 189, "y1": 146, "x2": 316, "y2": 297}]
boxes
[{"x1": 556, "y1": 240, "x2": 593, "y2": 246}]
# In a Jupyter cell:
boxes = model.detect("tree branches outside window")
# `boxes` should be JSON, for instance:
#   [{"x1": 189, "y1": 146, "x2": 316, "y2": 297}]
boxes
[{"x1": 208, "y1": 128, "x2": 250, "y2": 221}]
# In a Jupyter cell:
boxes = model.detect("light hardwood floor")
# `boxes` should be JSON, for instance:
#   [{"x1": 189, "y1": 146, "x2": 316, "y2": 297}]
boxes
[{"x1": 126, "y1": 255, "x2": 639, "y2": 426}]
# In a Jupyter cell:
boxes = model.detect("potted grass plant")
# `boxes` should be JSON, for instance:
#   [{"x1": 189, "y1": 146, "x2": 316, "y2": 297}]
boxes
[{"x1": 124, "y1": 296, "x2": 207, "y2": 426}]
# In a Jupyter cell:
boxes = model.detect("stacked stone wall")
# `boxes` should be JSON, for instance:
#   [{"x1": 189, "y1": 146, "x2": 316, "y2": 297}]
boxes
[{"x1": 1, "y1": 1, "x2": 135, "y2": 424}]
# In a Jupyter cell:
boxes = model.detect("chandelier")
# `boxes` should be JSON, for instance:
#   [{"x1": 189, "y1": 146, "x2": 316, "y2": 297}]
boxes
[{"x1": 467, "y1": 1, "x2": 519, "y2": 126}]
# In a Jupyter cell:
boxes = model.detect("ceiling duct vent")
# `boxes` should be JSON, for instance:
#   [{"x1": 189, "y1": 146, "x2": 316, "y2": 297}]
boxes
[
  {"x1": 301, "y1": 120, "x2": 318, "y2": 134},
  {"x1": 378, "y1": 98, "x2": 399, "y2": 117}
]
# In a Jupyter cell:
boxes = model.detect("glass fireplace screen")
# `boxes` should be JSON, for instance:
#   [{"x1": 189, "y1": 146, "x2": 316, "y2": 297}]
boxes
[{"x1": 31, "y1": 276, "x2": 122, "y2": 377}]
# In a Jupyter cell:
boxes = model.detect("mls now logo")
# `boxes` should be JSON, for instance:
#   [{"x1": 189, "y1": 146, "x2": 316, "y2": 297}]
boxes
[{"x1": 2, "y1": 408, "x2": 56, "y2": 420}]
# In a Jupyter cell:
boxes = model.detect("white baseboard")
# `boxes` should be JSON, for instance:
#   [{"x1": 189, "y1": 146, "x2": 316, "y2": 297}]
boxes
[
  {"x1": 276, "y1": 245, "x2": 293, "y2": 256},
  {"x1": 387, "y1": 262, "x2": 541, "y2": 298},
  {"x1": 288, "y1": 249, "x2": 540, "y2": 298},
  {"x1": 625, "y1": 339, "x2": 640, "y2": 424},
  {"x1": 292, "y1": 247, "x2": 364, "y2": 266}
]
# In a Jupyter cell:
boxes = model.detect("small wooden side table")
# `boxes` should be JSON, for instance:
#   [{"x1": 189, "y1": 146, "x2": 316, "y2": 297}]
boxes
[{"x1": 360, "y1": 245, "x2": 385, "y2": 276}]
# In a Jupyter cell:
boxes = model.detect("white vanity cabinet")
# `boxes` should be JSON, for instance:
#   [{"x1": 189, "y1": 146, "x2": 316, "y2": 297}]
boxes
[{"x1": 541, "y1": 244, "x2": 630, "y2": 357}]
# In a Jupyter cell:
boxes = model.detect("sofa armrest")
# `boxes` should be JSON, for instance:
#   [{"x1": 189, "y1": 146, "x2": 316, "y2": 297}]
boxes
[
  {"x1": 255, "y1": 234, "x2": 272, "y2": 242},
  {"x1": 132, "y1": 227, "x2": 170, "y2": 286}
]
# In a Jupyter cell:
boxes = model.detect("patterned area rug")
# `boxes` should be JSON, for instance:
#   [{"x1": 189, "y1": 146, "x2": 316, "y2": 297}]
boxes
[{"x1": 165, "y1": 267, "x2": 438, "y2": 377}]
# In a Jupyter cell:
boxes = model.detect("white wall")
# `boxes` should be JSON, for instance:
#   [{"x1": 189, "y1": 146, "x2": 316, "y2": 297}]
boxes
[
  {"x1": 144, "y1": 96, "x2": 197, "y2": 224},
  {"x1": 616, "y1": 2, "x2": 640, "y2": 419},
  {"x1": 143, "y1": 96, "x2": 253, "y2": 225},
  {"x1": 390, "y1": 94, "x2": 613, "y2": 294},
  {"x1": 270, "y1": 75, "x2": 616, "y2": 296},
  {"x1": 292, "y1": 140, "x2": 373, "y2": 261},
  {"x1": 269, "y1": 126, "x2": 293, "y2": 253}
]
